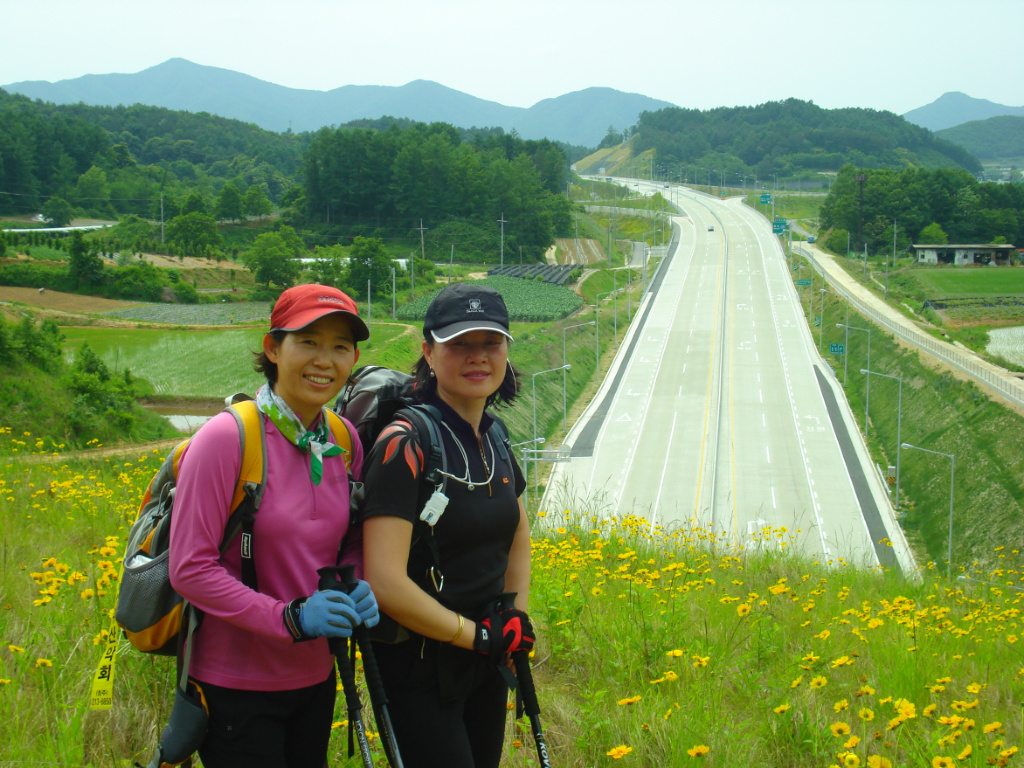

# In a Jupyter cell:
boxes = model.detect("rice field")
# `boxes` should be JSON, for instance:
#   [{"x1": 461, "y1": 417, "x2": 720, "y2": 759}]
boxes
[
  {"x1": 988, "y1": 326, "x2": 1024, "y2": 367},
  {"x1": 911, "y1": 268, "x2": 1024, "y2": 299}
]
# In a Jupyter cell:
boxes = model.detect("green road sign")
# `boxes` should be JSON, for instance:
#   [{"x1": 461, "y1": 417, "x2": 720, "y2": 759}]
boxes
[
  {"x1": 796, "y1": 279, "x2": 811, "y2": 286},
  {"x1": 773, "y1": 222, "x2": 785, "y2": 234},
  {"x1": 830, "y1": 342, "x2": 845, "y2": 355},
  {"x1": 760, "y1": 194, "x2": 771, "y2": 204}
]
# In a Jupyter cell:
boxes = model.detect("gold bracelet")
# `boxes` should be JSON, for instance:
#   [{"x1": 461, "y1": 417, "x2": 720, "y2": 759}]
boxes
[{"x1": 448, "y1": 613, "x2": 465, "y2": 644}]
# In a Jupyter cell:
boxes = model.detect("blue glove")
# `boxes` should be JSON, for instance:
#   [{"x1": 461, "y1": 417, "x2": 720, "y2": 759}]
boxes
[
  {"x1": 284, "y1": 590, "x2": 359, "y2": 641},
  {"x1": 347, "y1": 579, "x2": 380, "y2": 628}
]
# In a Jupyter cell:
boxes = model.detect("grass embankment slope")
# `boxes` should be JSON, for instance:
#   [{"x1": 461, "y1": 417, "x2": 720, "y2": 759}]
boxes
[{"x1": 3, "y1": 433, "x2": 1021, "y2": 766}]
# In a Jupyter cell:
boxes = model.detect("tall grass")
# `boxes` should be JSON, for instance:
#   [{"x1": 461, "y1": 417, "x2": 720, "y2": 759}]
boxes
[{"x1": 3, "y1": 428, "x2": 1021, "y2": 767}]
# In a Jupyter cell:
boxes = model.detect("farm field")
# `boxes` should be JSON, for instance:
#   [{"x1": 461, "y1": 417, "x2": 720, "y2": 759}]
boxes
[
  {"x1": 910, "y1": 267, "x2": 1024, "y2": 298},
  {"x1": 62, "y1": 323, "x2": 418, "y2": 398},
  {"x1": 102, "y1": 301, "x2": 272, "y2": 325},
  {"x1": 0, "y1": 286, "x2": 141, "y2": 315},
  {"x1": 397, "y1": 275, "x2": 584, "y2": 322},
  {"x1": 988, "y1": 325, "x2": 1024, "y2": 366}
]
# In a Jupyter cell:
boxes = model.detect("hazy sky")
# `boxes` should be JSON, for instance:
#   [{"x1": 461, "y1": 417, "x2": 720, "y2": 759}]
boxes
[{"x1": 3, "y1": 0, "x2": 1021, "y2": 115}]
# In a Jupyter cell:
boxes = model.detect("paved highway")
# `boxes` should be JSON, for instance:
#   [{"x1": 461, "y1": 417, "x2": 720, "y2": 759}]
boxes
[{"x1": 545, "y1": 181, "x2": 912, "y2": 571}]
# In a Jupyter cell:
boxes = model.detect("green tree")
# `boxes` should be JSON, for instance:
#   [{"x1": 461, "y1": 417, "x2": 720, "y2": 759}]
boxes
[
  {"x1": 919, "y1": 222, "x2": 948, "y2": 244},
  {"x1": 245, "y1": 232, "x2": 300, "y2": 287},
  {"x1": 68, "y1": 230, "x2": 104, "y2": 288},
  {"x1": 166, "y1": 212, "x2": 221, "y2": 258},
  {"x1": 71, "y1": 166, "x2": 111, "y2": 216},
  {"x1": 181, "y1": 192, "x2": 209, "y2": 216},
  {"x1": 307, "y1": 244, "x2": 346, "y2": 287},
  {"x1": 242, "y1": 185, "x2": 273, "y2": 220},
  {"x1": 42, "y1": 197, "x2": 74, "y2": 227},
  {"x1": 215, "y1": 183, "x2": 244, "y2": 222},
  {"x1": 348, "y1": 236, "x2": 396, "y2": 297}
]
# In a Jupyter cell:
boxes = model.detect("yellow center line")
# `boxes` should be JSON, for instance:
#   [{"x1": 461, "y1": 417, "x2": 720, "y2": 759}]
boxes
[
  {"x1": 694, "y1": 238, "x2": 726, "y2": 518},
  {"x1": 729, "y1": 248, "x2": 739, "y2": 548}
]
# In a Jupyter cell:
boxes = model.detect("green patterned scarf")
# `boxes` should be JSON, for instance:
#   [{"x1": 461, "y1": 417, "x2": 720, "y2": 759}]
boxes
[{"x1": 255, "y1": 385, "x2": 343, "y2": 485}]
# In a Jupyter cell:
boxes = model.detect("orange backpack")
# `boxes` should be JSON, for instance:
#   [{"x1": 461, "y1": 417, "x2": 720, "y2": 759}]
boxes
[{"x1": 116, "y1": 398, "x2": 353, "y2": 654}]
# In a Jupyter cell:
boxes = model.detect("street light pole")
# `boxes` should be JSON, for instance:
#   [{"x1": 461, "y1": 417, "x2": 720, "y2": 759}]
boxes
[
  {"x1": 862, "y1": 369, "x2": 903, "y2": 507},
  {"x1": 596, "y1": 291, "x2": 613, "y2": 384},
  {"x1": 900, "y1": 442, "x2": 955, "y2": 578},
  {"x1": 562, "y1": 321, "x2": 595, "y2": 435},
  {"x1": 532, "y1": 364, "x2": 571, "y2": 489},
  {"x1": 498, "y1": 213, "x2": 507, "y2": 268},
  {"x1": 837, "y1": 323, "x2": 871, "y2": 433},
  {"x1": 819, "y1": 287, "x2": 826, "y2": 351}
]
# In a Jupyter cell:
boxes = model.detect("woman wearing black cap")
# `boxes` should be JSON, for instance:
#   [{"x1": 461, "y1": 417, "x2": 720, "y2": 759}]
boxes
[
  {"x1": 362, "y1": 283, "x2": 534, "y2": 768},
  {"x1": 168, "y1": 284, "x2": 380, "y2": 768}
]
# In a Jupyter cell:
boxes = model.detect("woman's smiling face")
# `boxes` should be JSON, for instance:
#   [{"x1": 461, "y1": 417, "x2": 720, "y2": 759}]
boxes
[
  {"x1": 424, "y1": 330, "x2": 508, "y2": 416},
  {"x1": 264, "y1": 313, "x2": 359, "y2": 426}
]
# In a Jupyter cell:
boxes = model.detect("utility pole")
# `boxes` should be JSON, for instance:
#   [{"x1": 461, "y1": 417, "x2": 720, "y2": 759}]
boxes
[
  {"x1": 160, "y1": 196, "x2": 165, "y2": 245},
  {"x1": 415, "y1": 219, "x2": 427, "y2": 300},
  {"x1": 449, "y1": 243, "x2": 454, "y2": 284},
  {"x1": 498, "y1": 213, "x2": 507, "y2": 268}
]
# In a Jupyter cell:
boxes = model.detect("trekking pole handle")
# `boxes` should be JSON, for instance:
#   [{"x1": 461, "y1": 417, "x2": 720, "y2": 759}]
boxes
[{"x1": 316, "y1": 566, "x2": 373, "y2": 768}]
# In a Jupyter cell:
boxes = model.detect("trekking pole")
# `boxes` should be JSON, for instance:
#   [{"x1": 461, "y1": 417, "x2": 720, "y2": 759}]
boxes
[
  {"x1": 336, "y1": 564, "x2": 405, "y2": 768},
  {"x1": 496, "y1": 592, "x2": 551, "y2": 768},
  {"x1": 317, "y1": 568, "x2": 373, "y2": 768}
]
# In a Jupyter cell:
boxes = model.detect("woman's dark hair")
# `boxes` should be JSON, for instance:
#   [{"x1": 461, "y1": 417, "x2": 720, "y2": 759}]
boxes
[
  {"x1": 411, "y1": 340, "x2": 521, "y2": 409},
  {"x1": 253, "y1": 330, "x2": 287, "y2": 386}
]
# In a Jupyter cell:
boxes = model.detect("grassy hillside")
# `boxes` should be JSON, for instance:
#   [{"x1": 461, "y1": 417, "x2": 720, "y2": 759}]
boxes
[{"x1": 2, "y1": 437, "x2": 1020, "y2": 765}]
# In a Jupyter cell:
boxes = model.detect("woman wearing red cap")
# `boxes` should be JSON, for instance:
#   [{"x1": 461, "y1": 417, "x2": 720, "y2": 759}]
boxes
[
  {"x1": 169, "y1": 284, "x2": 379, "y2": 767},
  {"x1": 361, "y1": 283, "x2": 534, "y2": 768}
]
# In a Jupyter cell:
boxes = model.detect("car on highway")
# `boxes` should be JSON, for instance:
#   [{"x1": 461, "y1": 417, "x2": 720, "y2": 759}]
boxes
[{"x1": 708, "y1": 225, "x2": 715, "y2": 231}]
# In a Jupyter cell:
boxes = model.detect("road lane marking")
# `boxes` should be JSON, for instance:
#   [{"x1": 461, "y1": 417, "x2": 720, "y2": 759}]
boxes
[{"x1": 650, "y1": 412, "x2": 678, "y2": 532}]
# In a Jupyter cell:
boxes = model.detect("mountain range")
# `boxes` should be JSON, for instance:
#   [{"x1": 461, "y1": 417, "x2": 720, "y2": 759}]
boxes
[
  {"x1": 2, "y1": 58, "x2": 675, "y2": 148},
  {"x1": 6, "y1": 59, "x2": 1020, "y2": 150}
]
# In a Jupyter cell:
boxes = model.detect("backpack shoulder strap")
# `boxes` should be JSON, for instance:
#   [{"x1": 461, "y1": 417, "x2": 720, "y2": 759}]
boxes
[
  {"x1": 324, "y1": 409, "x2": 355, "y2": 473},
  {"x1": 487, "y1": 416, "x2": 512, "y2": 463},
  {"x1": 223, "y1": 400, "x2": 267, "y2": 591},
  {"x1": 227, "y1": 399, "x2": 266, "y2": 510},
  {"x1": 398, "y1": 404, "x2": 446, "y2": 488}
]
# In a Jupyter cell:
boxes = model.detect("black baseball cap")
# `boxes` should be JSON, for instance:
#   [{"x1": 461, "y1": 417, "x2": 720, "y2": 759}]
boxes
[{"x1": 422, "y1": 283, "x2": 513, "y2": 343}]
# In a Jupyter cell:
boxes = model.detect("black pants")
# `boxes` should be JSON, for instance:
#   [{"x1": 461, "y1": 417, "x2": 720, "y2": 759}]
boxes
[
  {"x1": 373, "y1": 639, "x2": 509, "y2": 768},
  {"x1": 196, "y1": 672, "x2": 336, "y2": 768}
]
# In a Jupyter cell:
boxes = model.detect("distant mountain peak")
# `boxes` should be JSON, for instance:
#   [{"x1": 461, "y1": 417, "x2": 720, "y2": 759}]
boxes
[{"x1": 904, "y1": 92, "x2": 1024, "y2": 132}]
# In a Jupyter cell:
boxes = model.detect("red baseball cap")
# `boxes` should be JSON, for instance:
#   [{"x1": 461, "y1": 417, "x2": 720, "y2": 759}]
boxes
[{"x1": 270, "y1": 284, "x2": 369, "y2": 341}]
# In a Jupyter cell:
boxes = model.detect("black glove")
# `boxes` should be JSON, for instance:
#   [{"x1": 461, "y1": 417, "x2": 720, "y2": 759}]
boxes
[{"x1": 473, "y1": 606, "x2": 535, "y2": 659}]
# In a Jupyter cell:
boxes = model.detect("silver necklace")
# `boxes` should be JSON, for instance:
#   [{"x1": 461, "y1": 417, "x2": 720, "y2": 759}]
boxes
[{"x1": 438, "y1": 422, "x2": 495, "y2": 492}]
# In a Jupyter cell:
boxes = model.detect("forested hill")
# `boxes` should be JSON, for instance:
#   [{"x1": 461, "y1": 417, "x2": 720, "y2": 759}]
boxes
[
  {"x1": 936, "y1": 115, "x2": 1024, "y2": 163},
  {"x1": 0, "y1": 88, "x2": 307, "y2": 219},
  {"x1": 630, "y1": 98, "x2": 981, "y2": 179}
]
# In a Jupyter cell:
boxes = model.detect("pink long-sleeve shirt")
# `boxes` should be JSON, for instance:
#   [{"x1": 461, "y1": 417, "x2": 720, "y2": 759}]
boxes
[{"x1": 169, "y1": 408, "x2": 363, "y2": 691}]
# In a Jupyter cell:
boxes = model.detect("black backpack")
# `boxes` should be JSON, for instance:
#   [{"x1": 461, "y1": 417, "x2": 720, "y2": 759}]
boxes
[{"x1": 334, "y1": 365, "x2": 511, "y2": 641}]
